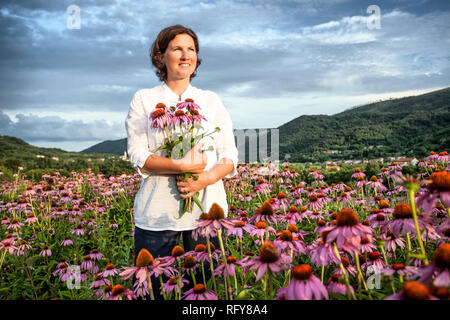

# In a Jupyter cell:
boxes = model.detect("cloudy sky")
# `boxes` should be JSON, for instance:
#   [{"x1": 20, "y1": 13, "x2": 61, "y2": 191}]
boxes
[{"x1": 1, "y1": 0, "x2": 449, "y2": 151}]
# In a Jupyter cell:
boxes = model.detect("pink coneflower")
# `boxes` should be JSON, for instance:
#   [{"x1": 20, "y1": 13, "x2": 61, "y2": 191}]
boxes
[
  {"x1": 102, "y1": 263, "x2": 120, "y2": 277},
  {"x1": 426, "y1": 151, "x2": 438, "y2": 162},
  {"x1": 333, "y1": 257, "x2": 357, "y2": 277},
  {"x1": 244, "y1": 242, "x2": 291, "y2": 281},
  {"x1": 337, "y1": 191, "x2": 352, "y2": 203},
  {"x1": 385, "y1": 281, "x2": 437, "y2": 300},
  {"x1": 177, "y1": 98, "x2": 201, "y2": 111},
  {"x1": 436, "y1": 151, "x2": 448, "y2": 163},
  {"x1": 170, "y1": 109, "x2": 191, "y2": 127},
  {"x1": 81, "y1": 255, "x2": 99, "y2": 274},
  {"x1": 108, "y1": 284, "x2": 136, "y2": 300},
  {"x1": 120, "y1": 248, "x2": 159, "y2": 284},
  {"x1": 367, "y1": 210, "x2": 388, "y2": 230},
  {"x1": 214, "y1": 256, "x2": 243, "y2": 277},
  {"x1": 185, "y1": 243, "x2": 219, "y2": 263},
  {"x1": 183, "y1": 283, "x2": 217, "y2": 300},
  {"x1": 70, "y1": 223, "x2": 85, "y2": 236},
  {"x1": 280, "y1": 264, "x2": 328, "y2": 300},
  {"x1": 163, "y1": 276, "x2": 189, "y2": 295},
  {"x1": 281, "y1": 206, "x2": 303, "y2": 224},
  {"x1": 307, "y1": 194, "x2": 323, "y2": 211},
  {"x1": 249, "y1": 201, "x2": 277, "y2": 224},
  {"x1": 308, "y1": 211, "x2": 324, "y2": 220},
  {"x1": 362, "y1": 251, "x2": 385, "y2": 272},
  {"x1": 366, "y1": 176, "x2": 387, "y2": 192},
  {"x1": 273, "y1": 230, "x2": 306, "y2": 256},
  {"x1": 192, "y1": 203, "x2": 238, "y2": 241},
  {"x1": 273, "y1": 191, "x2": 290, "y2": 211},
  {"x1": 7, "y1": 218, "x2": 24, "y2": 230},
  {"x1": 182, "y1": 255, "x2": 199, "y2": 274},
  {"x1": 225, "y1": 221, "x2": 255, "y2": 238},
  {"x1": 52, "y1": 260, "x2": 69, "y2": 278},
  {"x1": 420, "y1": 243, "x2": 450, "y2": 287},
  {"x1": 89, "y1": 249, "x2": 104, "y2": 261},
  {"x1": 307, "y1": 238, "x2": 340, "y2": 267},
  {"x1": 24, "y1": 213, "x2": 38, "y2": 224},
  {"x1": 90, "y1": 273, "x2": 111, "y2": 290},
  {"x1": 327, "y1": 274, "x2": 355, "y2": 297},
  {"x1": 293, "y1": 195, "x2": 303, "y2": 206},
  {"x1": 287, "y1": 223, "x2": 308, "y2": 240},
  {"x1": 39, "y1": 245, "x2": 52, "y2": 257},
  {"x1": 150, "y1": 103, "x2": 172, "y2": 129},
  {"x1": 323, "y1": 209, "x2": 373, "y2": 253},
  {"x1": 61, "y1": 237, "x2": 73, "y2": 247},
  {"x1": 359, "y1": 237, "x2": 377, "y2": 253},
  {"x1": 352, "y1": 168, "x2": 366, "y2": 179},
  {"x1": 14, "y1": 240, "x2": 31, "y2": 256},
  {"x1": 254, "y1": 179, "x2": 271, "y2": 194},
  {"x1": 386, "y1": 203, "x2": 437, "y2": 240},
  {"x1": 382, "y1": 263, "x2": 418, "y2": 279},
  {"x1": 355, "y1": 176, "x2": 367, "y2": 189},
  {"x1": 416, "y1": 171, "x2": 450, "y2": 216},
  {"x1": 190, "y1": 109, "x2": 207, "y2": 124},
  {"x1": 249, "y1": 221, "x2": 276, "y2": 241}
]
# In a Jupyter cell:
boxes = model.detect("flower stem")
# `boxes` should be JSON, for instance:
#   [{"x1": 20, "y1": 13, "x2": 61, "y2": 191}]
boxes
[
  {"x1": 408, "y1": 189, "x2": 429, "y2": 264},
  {"x1": 333, "y1": 243, "x2": 356, "y2": 300},
  {"x1": 206, "y1": 236, "x2": 218, "y2": 293},
  {"x1": 147, "y1": 271, "x2": 155, "y2": 300},
  {"x1": 217, "y1": 228, "x2": 233, "y2": 300}
]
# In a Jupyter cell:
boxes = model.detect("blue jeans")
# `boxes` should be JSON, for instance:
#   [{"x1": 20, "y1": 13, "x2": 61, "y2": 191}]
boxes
[{"x1": 133, "y1": 226, "x2": 220, "y2": 300}]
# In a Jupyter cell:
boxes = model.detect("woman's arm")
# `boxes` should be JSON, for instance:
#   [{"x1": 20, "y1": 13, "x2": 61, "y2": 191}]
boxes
[
  {"x1": 176, "y1": 158, "x2": 234, "y2": 199},
  {"x1": 139, "y1": 142, "x2": 208, "y2": 175}
]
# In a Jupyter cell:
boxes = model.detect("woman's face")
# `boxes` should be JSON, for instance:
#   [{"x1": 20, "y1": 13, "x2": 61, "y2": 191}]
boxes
[{"x1": 162, "y1": 33, "x2": 197, "y2": 82}]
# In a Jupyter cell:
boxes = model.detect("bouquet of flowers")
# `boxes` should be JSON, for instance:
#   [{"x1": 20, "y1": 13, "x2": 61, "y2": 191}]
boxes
[{"x1": 149, "y1": 98, "x2": 220, "y2": 218}]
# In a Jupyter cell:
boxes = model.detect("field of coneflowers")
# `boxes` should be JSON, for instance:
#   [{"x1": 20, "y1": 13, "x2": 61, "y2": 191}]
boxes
[{"x1": 0, "y1": 151, "x2": 448, "y2": 300}]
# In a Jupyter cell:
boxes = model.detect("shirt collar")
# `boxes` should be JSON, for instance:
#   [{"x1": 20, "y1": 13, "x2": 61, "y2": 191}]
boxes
[{"x1": 162, "y1": 82, "x2": 194, "y2": 103}]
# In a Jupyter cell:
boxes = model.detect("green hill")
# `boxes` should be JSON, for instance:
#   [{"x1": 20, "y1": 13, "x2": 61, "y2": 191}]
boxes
[
  {"x1": 0, "y1": 135, "x2": 133, "y2": 181},
  {"x1": 279, "y1": 87, "x2": 450, "y2": 162},
  {"x1": 82, "y1": 139, "x2": 127, "y2": 155},
  {"x1": 79, "y1": 87, "x2": 450, "y2": 162}
]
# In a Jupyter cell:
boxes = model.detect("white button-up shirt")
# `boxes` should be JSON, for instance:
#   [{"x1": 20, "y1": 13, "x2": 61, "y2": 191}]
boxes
[{"x1": 125, "y1": 83, "x2": 238, "y2": 231}]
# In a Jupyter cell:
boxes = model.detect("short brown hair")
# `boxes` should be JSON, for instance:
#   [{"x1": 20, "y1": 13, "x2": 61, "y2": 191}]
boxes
[{"x1": 150, "y1": 25, "x2": 202, "y2": 82}]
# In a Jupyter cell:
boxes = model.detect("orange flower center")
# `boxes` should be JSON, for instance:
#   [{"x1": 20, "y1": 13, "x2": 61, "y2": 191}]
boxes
[
  {"x1": 280, "y1": 230, "x2": 293, "y2": 242},
  {"x1": 208, "y1": 203, "x2": 225, "y2": 220},
  {"x1": 433, "y1": 243, "x2": 450, "y2": 269},
  {"x1": 259, "y1": 242, "x2": 279, "y2": 263},
  {"x1": 111, "y1": 284, "x2": 125, "y2": 296},
  {"x1": 392, "y1": 263, "x2": 405, "y2": 270},
  {"x1": 183, "y1": 255, "x2": 197, "y2": 268},
  {"x1": 378, "y1": 200, "x2": 391, "y2": 209},
  {"x1": 402, "y1": 282, "x2": 430, "y2": 300},
  {"x1": 193, "y1": 283, "x2": 206, "y2": 294},
  {"x1": 292, "y1": 264, "x2": 313, "y2": 281},
  {"x1": 153, "y1": 109, "x2": 165, "y2": 118},
  {"x1": 195, "y1": 244, "x2": 207, "y2": 253},
  {"x1": 136, "y1": 249, "x2": 154, "y2": 267},
  {"x1": 429, "y1": 171, "x2": 450, "y2": 192},
  {"x1": 288, "y1": 224, "x2": 298, "y2": 233},
  {"x1": 393, "y1": 203, "x2": 413, "y2": 219},
  {"x1": 336, "y1": 209, "x2": 359, "y2": 227},
  {"x1": 171, "y1": 245, "x2": 185, "y2": 257},
  {"x1": 260, "y1": 201, "x2": 274, "y2": 216}
]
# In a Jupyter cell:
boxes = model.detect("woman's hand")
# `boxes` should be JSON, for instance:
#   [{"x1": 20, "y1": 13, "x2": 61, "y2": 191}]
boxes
[
  {"x1": 176, "y1": 171, "x2": 213, "y2": 198},
  {"x1": 175, "y1": 143, "x2": 207, "y2": 174}
]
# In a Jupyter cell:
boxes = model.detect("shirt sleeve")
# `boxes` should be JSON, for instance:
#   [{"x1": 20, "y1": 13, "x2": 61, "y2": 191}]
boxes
[
  {"x1": 125, "y1": 90, "x2": 152, "y2": 179},
  {"x1": 212, "y1": 93, "x2": 239, "y2": 178}
]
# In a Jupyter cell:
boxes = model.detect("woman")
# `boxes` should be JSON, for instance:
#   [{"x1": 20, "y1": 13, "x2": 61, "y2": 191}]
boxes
[{"x1": 125, "y1": 25, "x2": 238, "y2": 299}]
